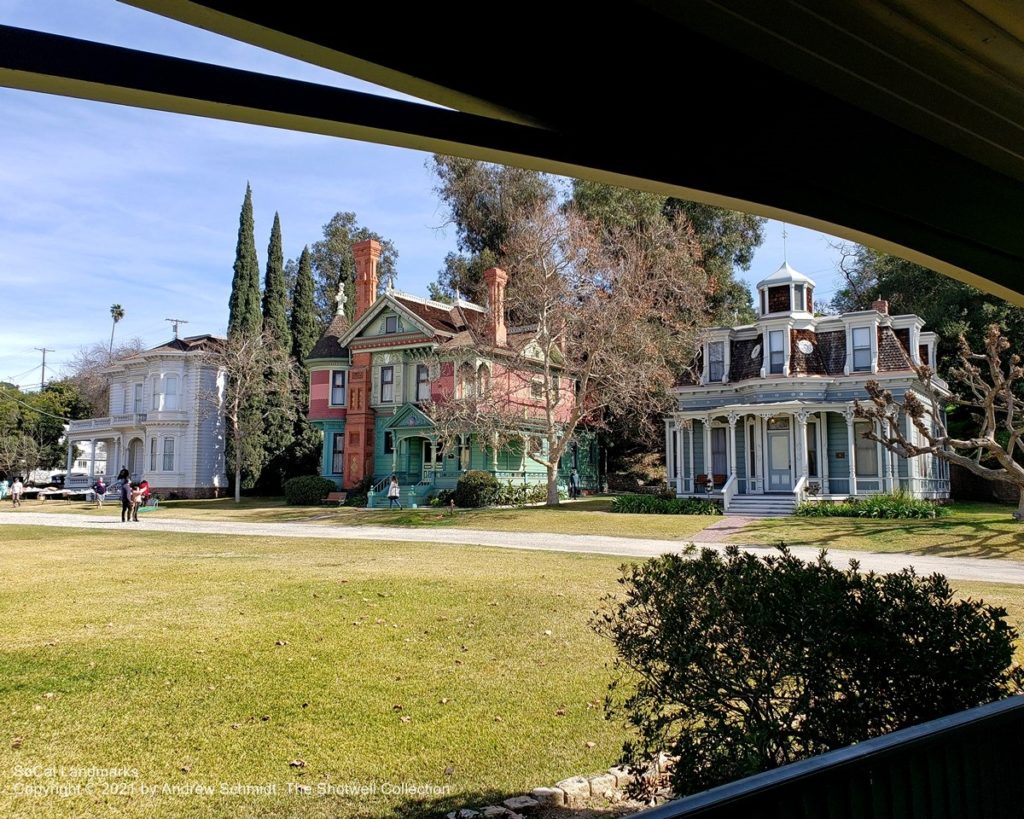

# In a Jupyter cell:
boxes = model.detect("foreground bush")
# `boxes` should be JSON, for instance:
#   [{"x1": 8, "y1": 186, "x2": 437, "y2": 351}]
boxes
[
  {"x1": 796, "y1": 491, "x2": 947, "y2": 519},
  {"x1": 610, "y1": 494, "x2": 721, "y2": 515},
  {"x1": 283, "y1": 475, "x2": 337, "y2": 506},
  {"x1": 453, "y1": 470, "x2": 500, "y2": 508},
  {"x1": 594, "y1": 546, "x2": 1023, "y2": 798}
]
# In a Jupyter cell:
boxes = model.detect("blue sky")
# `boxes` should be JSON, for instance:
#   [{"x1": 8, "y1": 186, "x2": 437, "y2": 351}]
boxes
[{"x1": 0, "y1": 0, "x2": 847, "y2": 392}]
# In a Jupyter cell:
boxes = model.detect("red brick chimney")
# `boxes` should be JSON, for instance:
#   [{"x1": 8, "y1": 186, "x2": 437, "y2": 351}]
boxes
[
  {"x1": 484, "y1": 267, "x2": 508, "y2": 347},
  {"x1": 872, "y1": 298, "x2": 890, "y2": 315},
  {"x1": 352, "y1": 239, "x2": 381, "y2": 321}
]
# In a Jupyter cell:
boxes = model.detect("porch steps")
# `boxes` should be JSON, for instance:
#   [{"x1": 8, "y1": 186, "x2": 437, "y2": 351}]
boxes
[{"x1": 725, "y1": 495, "x2": 796, "y2": 517}]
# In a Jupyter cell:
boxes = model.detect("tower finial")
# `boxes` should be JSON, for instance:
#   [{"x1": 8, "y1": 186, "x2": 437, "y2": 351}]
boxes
[
  {"x1": 782, "y1": 223, "x2": 789, "y2": 264},
  {"x1": 334, "y1": 286, "x2": 346, "y2": 317}
]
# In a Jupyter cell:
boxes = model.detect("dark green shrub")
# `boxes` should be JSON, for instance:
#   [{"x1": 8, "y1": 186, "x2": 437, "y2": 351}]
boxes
[
  {"x1": 594, "y1": 546, "x2": 1023, "y2": 798},
  {"x1": 610, "y1": 494, "x2": 722, "y2": 515},
  {"x1": 796, "y1": 491, "x2": 947, "y2": 519},
  {"x1": 283, "y1": 475, "x2": 337, "y2": 506},
  {"x1": 453, "y1": 470, "x2": 499, "y2": 508},
  {"x1": 429, "y1": 488, "x2": 456, "y2": 508},
  {"x1": 342, "y1": 476, "x2": 373, "y2": 508}
]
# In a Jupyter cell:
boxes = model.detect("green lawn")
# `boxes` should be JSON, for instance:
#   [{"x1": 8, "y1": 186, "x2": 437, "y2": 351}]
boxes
[
  {"x1": 736, "y1": 502, "x2": 1024, "y2": 560},
  {"x1": 0, "y1": 524, "x2": 630, "y2": 818},
  {"x1": 3, "y1": 524, "x2": 1024, "y2": 818},
  {"x1": 3, "y1": 496, "x2": 718, "y2": 540}
]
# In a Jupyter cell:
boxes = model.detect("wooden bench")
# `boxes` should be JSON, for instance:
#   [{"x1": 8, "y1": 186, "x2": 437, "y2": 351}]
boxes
[{"x1": 323, "y1": 491, "x2": 347, "y2": 506}]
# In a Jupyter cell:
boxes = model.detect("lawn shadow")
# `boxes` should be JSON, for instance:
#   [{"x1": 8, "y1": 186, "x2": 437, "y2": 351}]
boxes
[
  {"x1": 741, "y1": 511, "x2": 1024, "y2": 562},
  {"x1": 389, "y1": 786, "x2": 641, "y2": 818}
]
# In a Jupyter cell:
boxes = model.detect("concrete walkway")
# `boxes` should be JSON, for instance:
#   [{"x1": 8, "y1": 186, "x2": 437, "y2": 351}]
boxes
[{"x1": 2, "y1": 511, "x2": 1023, "y2": 585}]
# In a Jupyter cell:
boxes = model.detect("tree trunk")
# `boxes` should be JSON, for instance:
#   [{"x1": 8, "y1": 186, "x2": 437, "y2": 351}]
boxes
[
  {"x1": 1016, "y1": 487, "x2": 1024, "y2": 522},
  {"x1": 547, "y1": 464, "x2": 560, "y2": 506},
  {"x1": 235, "y1": 463, "x2": 242, "y2": 503}
]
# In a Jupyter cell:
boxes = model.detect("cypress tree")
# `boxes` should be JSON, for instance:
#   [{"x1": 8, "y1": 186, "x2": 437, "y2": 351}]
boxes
[
  {"x1": 289, "y1": 246, "x2": 318, "y2": 365},
  {"x1": 228, "y1": 183, "x2": 261, "y2": 338},
  {"x1": 262, "y1": 212, "x2": 290, "y2": 348}
]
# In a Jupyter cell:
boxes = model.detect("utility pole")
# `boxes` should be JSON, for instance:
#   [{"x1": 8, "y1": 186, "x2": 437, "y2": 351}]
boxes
[
  {"x1": 165, "y1": 318, "x2": 189, "y2": 340},
  {"x1": 34, "y1": 347, "x2": 54, "y2": 390}
]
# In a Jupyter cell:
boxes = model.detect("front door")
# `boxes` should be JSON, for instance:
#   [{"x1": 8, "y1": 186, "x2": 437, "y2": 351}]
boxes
[
  {"x1": 710, "y1": 428, "x2": 727, "y2": 484},
  {"x1": 766, "y1": 424, "x2": 792, "y2": 492},
  {"x1": 422, "y1": 440, "x2": 443, "y2": 481}
]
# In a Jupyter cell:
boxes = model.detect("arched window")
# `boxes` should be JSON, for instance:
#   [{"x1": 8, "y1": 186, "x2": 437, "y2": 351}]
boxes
[
  {"x1": 476, "y1": 364, "x2": 490, "y2": 395},
  {"x1": 458, "y1": 363, "x2": 475, "y2": 399}
]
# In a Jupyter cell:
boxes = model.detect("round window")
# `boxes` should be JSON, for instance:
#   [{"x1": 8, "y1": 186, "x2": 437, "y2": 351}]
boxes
[
  {"x1": 751, "y1": 344, "x2": 761, "y2": 359},
  {"x1": 797, "y1": 339, "x2": 814, "y2": 354}
]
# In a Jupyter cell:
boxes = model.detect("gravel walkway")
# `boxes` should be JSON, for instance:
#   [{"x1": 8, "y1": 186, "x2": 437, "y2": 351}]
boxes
[{"x1": 2, "y1": 511, "x2": 1023, "y2": 585}]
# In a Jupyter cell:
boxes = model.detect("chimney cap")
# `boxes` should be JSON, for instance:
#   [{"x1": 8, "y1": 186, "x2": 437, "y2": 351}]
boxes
[
  {"x1": 483, "y1": 266, "x2": 508, "y2": 284},
  {"x1": 871, "y1": 298, "x2": 890, "y2": 314}
]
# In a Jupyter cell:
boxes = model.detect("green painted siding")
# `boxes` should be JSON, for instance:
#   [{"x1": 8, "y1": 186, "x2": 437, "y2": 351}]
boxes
[
  {"x1": 314, "y1": 420, "x2": 345, "y2": 488},
  {"x1": 693, "y1": 421, "x2": 706, "y2": 476},
  {"x1": 735, "y1": 424, "x2": 747, "y2": 493},
  {"x1": 826, "y1": 413, "x2": 850, "y2": 494}
]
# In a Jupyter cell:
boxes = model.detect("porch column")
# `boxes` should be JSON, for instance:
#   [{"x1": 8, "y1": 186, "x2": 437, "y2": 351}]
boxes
[
  {"x1": 796, "y1": 410, "x2": 810, "y2": 485},
  {"x1": 703, "y1": 416, "x2": 712, "y2": 479},
  {"x1": 88, "y1": 438, "x2": 97, "y2": 478},
  {"x1": 664, "y1": 421, "x2": 673, "y2": 488},
  {"x1": 687, "y1": 421, "x2": 695, "y2": 493},
  {"x1": 65, "y1": 438, "x2": 74, "y2": 475},
  {"x1": 884, "y1": 424, "x2": 896, "y2": 492},
  {"x1": 820, "y1": 411, "x2": 830, "y2": 493},
  {"x1": 391, "y1": 436, "x2": 398, "y2": 472},
  {"x1": 845, "y1": 407, "x2": 858, "y2": 496},
  {"x1": 727, "y1": 412, "x2": 739, "y2": 479}
]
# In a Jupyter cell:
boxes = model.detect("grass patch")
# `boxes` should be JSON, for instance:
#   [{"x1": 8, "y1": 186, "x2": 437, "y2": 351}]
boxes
[
  {"x1": 0, "y1": 524, "x2": 629, "y2": 817},
  {"x1": 2, "y1": 496, "x2": 716, "y2": 541},
  {"x1": 738, "y1": 502, "x2": 1024, "y2": 560}
]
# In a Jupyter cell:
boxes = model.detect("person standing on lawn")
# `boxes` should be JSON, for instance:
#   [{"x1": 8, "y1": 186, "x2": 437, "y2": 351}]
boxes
[
  {"x1": 92, "y1": 477, "x2": 106, "y2": 508},
  {"x1": 387, "y1": 475, "x2": 402, "y2": 510},
  {"x1": 10, "y1": 477, "x2": 23, "y2": 508},
  {"x1": 129, "y1": 483, "x2": 144, "y2": 522},
  {"x1": 570, "y1": 468, "x2": 581, "y2": 499},
  {"x1": 120, "y1": 480, "x2": 132, "y2": 523}
]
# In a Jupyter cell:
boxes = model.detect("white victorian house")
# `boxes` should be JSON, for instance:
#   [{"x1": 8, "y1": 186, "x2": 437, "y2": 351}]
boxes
[
  {"x1": 65, "y1": 335, "x2": 228, "y2": 498},
  {"x1": 665, "y1": 263, "x2": 951, "y2": 516}
]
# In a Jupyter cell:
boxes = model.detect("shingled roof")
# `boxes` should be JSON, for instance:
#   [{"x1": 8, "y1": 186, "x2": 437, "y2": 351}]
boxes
[
  {"x1": 145, "y1": 334, "x2": 224, "y2": 354},
  {"x1": 307, "y1": 313, "x2": 350, "y2": 360}
]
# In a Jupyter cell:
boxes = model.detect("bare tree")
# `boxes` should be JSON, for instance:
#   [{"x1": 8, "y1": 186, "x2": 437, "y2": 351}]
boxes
[
  {"x1": 0, "y1": 434, "x2": 41, "y2": 479},
  {"x1": 856, "y1": 325, "x2": 1024, "y2": 519},
  {"x1": 426, "y1": 202, "x2": 708, "y2": 505},
  {"x1": 200, "y1": 331, "x2": 301, "y2": 502},
  {"x1": 64, "y1": 339, "x2": 146, "y2": 416}
]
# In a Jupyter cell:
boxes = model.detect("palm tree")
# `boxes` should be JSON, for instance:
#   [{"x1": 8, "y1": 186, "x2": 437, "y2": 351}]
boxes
[{"x1": 108, "y1": 304, "x2": 125, "y2": 358}]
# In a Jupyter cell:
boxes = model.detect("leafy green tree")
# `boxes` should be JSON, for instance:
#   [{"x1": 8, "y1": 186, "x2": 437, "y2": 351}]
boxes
[
  {"x1": 309, "y1": 212, "x2": 397, "y2": 326},
  {"x1": 0, "y1": 380, "x2": 90, "y2": 470},
  {"x1": 279, "y1": 245, "x2": 324, "y2": 482},
  {"x1": 289, "y1": 246, "x2": 318, "y2": 364},
  {"x1": 594, "y1": 546, "x2": 1023, "y2": 798},
  {"x1": 227, "y1": 183, "x2": 262, "y2": 338},
  {"x1": 428, "y1": 155, "x2": 556, "y2": 304},
  {"x1": 829, "y1": 244, "x2": 1024, "y2": 374},
  {"x1": 261, "y1": 212, "x2": 290, "y2": 348}
]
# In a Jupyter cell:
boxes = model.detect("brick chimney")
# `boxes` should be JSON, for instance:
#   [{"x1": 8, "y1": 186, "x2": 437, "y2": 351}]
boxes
[
  {"x1": 352, "y1": 239, "x2": 381, "y2": 321},
  {"x1": 872, "y1": 298, "x2": 890, "y2": 315},
  {"x1": 483, "y1": 267, "x2": 508, "y2": 347}
]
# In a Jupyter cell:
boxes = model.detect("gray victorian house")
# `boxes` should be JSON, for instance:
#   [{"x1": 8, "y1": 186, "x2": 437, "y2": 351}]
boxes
[{"x1": 665, "y1": 263, "x2": 951, "y2": 515}]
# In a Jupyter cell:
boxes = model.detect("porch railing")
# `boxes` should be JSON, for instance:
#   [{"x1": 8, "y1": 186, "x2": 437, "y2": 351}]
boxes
[
  {"x1": 67, "y1": 417, "x2": 111, "y2": 432},
  {"x1": 721, "y1": 474, "x2": 737, "y2": 511},
  {"x1": 635, "y1": 696, "x2": 1024, "y2": 818}
]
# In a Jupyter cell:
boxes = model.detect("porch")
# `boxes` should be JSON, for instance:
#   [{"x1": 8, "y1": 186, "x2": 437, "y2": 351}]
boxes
[
  {"x1": 665, "y1": 401, "x2": 950, "y2": 512},
  {"x1": 64, "y1": 416, "x2": 149, "y2": 489}
]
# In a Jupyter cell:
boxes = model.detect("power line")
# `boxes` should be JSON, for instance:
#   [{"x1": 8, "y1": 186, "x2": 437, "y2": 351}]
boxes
[
  {"x1": 165, "y1": 318, "x2": 189, "y2": 340},
  {"x1": 0, "y1": 386, "x2": 72, "y2": 422}
]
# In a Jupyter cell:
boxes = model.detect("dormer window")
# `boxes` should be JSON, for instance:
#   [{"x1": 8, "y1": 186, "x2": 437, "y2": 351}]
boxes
[
  {"x1": 384, "y1": 315, "x2": 398, "y2": 334},
  {"x1": 793, "y1": 284, "x2": 804, "y2": 310},
  {"x1": 708, "y1": 341, "x2": 725, "y2": 382},
  {"x1": 769, "y1": 330, "x2": 785, "y2": 374},
  {"x1": 852, "y1": 327, "x2": 872, "y2": 371}
]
